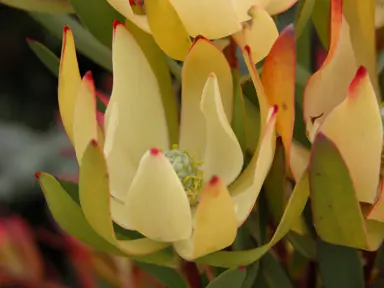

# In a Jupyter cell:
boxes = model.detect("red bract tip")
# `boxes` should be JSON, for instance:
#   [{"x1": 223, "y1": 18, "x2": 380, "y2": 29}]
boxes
[
  {"x1": 84, "y1": 71, "x2": 93, "y2": 81},
  {"x1": 35, "y1": 172, "x2": 41, "y2": 179},
  {"x1": 113, "y1": 20, "x2": 122, "y2": 30},
  {"x1": 150, "y1": 148, "x2": 161, "y2": 156},
  {"x1": 273, "y1": 105, "x2": 279, "y2": 114},
  {"x1": 238, "y1": 266, "x2": 246, "y2": 271},
  {"x1": 244, "y1": 45, "x2": 251, "y2": 54},
  {"x1": 194, "y1": 35, "x2": 207, "y2": 42},
  {"x1": 63, "y1": 26, "x2": 70, "y2": 33},
  {"x1": 26, "y1": 37, "x2": 34, "y2": 43},
  {"x1": 355, "y1": 66, "x2": 367, "y2": 79},
  {"x1": 349, "y1": 66, "x2": 367, "y2": 95},
  {"x1": 90, "y1": 139, "x2": 98, "y2": 147},
  {"x1": 209, "y1": 175, "x2": 220, "y2": 185}
]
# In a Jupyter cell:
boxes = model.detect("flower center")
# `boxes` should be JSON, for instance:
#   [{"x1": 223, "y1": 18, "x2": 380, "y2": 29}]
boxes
[{"x1": 164, "y1": 145, "x2": 203, "y2": 206}]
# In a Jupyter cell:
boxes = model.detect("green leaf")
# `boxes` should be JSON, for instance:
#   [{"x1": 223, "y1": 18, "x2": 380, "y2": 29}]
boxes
[
  {"x1": 206, "y1": 267, "x2": 246, "y2": 288},
  {"x1": 2, "y1": 0, "x2": 74, "y2": 13},
  {"x1": 135, "y1": 262, "x2": 188, "y2": 288},
  {"x1": 69, "y1": 0, "x2": 124, "y2": 48},
  {"x1": 38, "y1": 173, "x2": 122, "y2": 254},
  {"x1": 125, "y1": 19, "x2": 179, "y2": 144},
  {"x1": 311, "y1": 0, "x2": 330, "y2": 49},
  {"x1": 196, "y1": 172, "x2": 309, "y2": 267},
  {"x1": 37, "y1": 173, "x2": 174, "y2": 266},
  {"x1": 231, "y1": 68, "x2": 247, "y2": 152},
  {"x1": 309, "y1": 133, "x2": 367, "y2": 249},
  {"x1": 288, "y1": 250, "x2": 310, "y2": 280},
  {"x1": 264, "y1": 137, "x2": 286, "y2": 224},
  {"x1": 241, "y1": 262, "x2": 260, "y2": 288},
  {"x1": 27, "y1": 39, "x2": 59, "y2": 76},
  {"x1": 294, "y1": 0, "x2": 315, "y2": 39},
  {"x1": 378, "y1": 48, "x2": 384, "y2": 75},
  {"x1": 287, "y1": 231, "x2": 316, "y2": 259},
  {"x1": 29, "y1": 12, "x2": 112, "y2": 71},
  {"x1": 261, "y1": 252, "x2": 294, "y2": 288},
  {"x1": 317, "y1": 239, "x2": 364, "y2": 288}
]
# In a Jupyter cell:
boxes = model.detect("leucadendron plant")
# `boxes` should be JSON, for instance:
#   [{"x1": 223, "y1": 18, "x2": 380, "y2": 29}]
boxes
[{"x1": 5, "y1": 0, "x2": 384, "y2": 286}]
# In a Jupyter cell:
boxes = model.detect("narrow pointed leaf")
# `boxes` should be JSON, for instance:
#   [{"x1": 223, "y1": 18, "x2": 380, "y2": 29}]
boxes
[
  {"x1": 27, "y1": 39, "x2": 59, "y2": 76},
  {"x1": 311, "y1": 0, "x2": 330, "y2": 48},
  {"x1": 1, "y1": 0, "x2": 74, "y2": 13},
  {"x1": 69, "y1": 0, "x2": 124, "y2": 48},
  {"x1": 261, "y1": 252, "x2": 295, "y2": 288},
  {"x1": 135, "y1": 262, "x2": 188, "y2": 288},
  {"x1": 264, "y1": 137, "x2": 287, "y2": 224},
  {"x1": 294, "y1": 0, "x2": 315, "y2": 39},
  {"x1": 231, "y1": 69, "x2": 247, "y2": 152},
  {"x1": 206, "y1": 267, "x2": 246, "y2": 288},
  {"x1": 29, "y1": 12, "x2": 112, "y2": 71}
]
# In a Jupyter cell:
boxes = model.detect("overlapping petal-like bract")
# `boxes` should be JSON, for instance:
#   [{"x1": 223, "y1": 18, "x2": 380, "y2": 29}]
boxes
[
  {"x1": 105, "y1": 0, "x2": 297, "y2": 60},
  {"x1": 39, "y1": 21, "x2": 278, "y2": 261},
  {"x1": 293, "y1": 0, "x2": 384, "y2": 251}
]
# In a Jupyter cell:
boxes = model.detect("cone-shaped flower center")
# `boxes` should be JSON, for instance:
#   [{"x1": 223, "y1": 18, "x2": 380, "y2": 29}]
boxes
[{"x1": 164, "y1": 145, "x2": 203, "y2": 205}]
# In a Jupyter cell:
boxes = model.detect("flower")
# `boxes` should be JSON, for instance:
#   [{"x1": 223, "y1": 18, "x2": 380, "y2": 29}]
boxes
[
  {"x1": 50, "y1": 21, "x2": 278, "y2": 261},
  {"x1": 105, "y1": 0, "x2": 297, "y2": 60}
]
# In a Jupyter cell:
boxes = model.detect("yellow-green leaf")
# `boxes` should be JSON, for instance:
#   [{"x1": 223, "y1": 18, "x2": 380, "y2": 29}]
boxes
[
  {"x1": 29, "y1": 12, "x2": 112, "y2": 71},
  {"x1": 294, "y1": 0, "x2": 315, "y2": 39},
  {"x1": 27, "y1": 39, "x2": 59, "y2": 76},
  {"x1": 264, "y1": 137, "x2": 287, "y2": 224},
  {"x1": 231, "y1": 68, "x2": 247, "y2": 152},
  {"x1": 206, "y1": 267, "x2": 246, "y2": 288},
  {"x1": 69, "y1": 0, "x2": 124, "y2": 48},
  {"x1": 36, "y1": 173, "x2": 174, "y2": 266},
  {"x1": 309, "y1": 133, "x2": 368, "y2": 249},
  {"x1": 1, "y1": 0, "x2": 74, "y2": 13}
]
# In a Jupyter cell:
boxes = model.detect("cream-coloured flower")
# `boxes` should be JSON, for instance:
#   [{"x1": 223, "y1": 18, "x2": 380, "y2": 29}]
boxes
[
  {"x1": 105, "y1": 0, "x2": 297, "y2": 60},
  {"x1": 57, "y1": 22, "x2": 277, "y2": 260}
]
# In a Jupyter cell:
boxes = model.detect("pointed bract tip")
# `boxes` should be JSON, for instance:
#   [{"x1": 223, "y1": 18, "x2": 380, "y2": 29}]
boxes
[
  {"x1": 90, "y1": 139, "x2": 98, "y2": 147},
  {"x1": 189, "y1": 35, "x2": 209, "y2": 52},
  {"x1": 273, "y1": 104, "x2": 279, "y2": 114},
  {"x1": 282, "y1": 23, "x2": 295, "y2": 36},
  {"x1": 113, "y1": 20, "x2": 123, "y2": 30},
  {"x1": 244, "y1": 45, "x2": 251, "y2": 54},
  {"x1": 83, "y1": 71, "x2": 93, "y2": 82},
  {"x1": 349, "y1": 66, "x2": 368, "y2": 94},
  {"x1": 238, "y1": 266, "x2": 246, "y2": 271},
  {"x1": 209, "y1": 72, "x2": 217, "y2": 78},
  {"x1": 34, "y1": 172, "x2": 41, "y2": 179},
  {"x1": 355, "y1": 66, "x2": 368, "y2": 79},
  {"x1": 63, "y1": 26, "x2": 70, "y2": 33},
  {"x1": 26, "y1": 37, "x2": 34, "y2": 44},
  {"x1": 194, "y1": 35, "x2": 208, "y2": 42},
  {"x1": 150, "y1": 148, "x2": 161, "y2": 156},
  {"x1": 209, "y1": 175, "x2": 220, "y2": 186}
]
